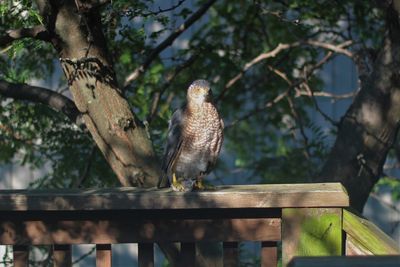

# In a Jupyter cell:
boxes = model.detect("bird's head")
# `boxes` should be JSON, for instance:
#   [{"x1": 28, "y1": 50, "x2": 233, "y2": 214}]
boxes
[{"x1": 187, "y1": 79, "x2": 212, "y2": 105}]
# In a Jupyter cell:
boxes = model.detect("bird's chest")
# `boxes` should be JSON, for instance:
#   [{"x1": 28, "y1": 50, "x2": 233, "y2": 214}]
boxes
[{"x1": 182, "y1": 105, "x2": 221, "y2": 151}]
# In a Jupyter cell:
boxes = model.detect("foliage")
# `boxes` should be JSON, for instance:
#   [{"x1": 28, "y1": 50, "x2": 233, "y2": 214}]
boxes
[{"x1": 0, "y1": 0, "x2": 396, "y2": 190}]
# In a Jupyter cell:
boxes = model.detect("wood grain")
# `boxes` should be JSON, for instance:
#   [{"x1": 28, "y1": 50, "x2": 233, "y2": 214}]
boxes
[
  {"x1": 343, "y1": 209, "x2": 400, "y2": 255},
  {"x1": 0, "y1": 183, "x2": 349, "y2": 211},
  {"x1": 0, "y1": 218, "x2": 280, "y2": 245}
]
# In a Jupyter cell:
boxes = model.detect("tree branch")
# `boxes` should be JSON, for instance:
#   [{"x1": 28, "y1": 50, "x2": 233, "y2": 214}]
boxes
[
  {"x1": 225, "y1": 89, "x2": 290, "y2": 129},
  {"x1": 147, "y1": 54, "x2": 198, "y2": 123},
  {"x1": 298, "y1": 89, "x2": 356, "y2": 99},
  {"x1": 226, "y1": 40, "x2": 354, "y2": 129},
  {"x1": 0, "y1": 80, "x2": 82, "y2": 126},
  {"x1": 123, "y1": 0, "x2": 217, "y2": 87},
  {"x1": 304, "y1": 40, "x2": 353, "y2": 57},
  {"x1": 0, "y1": 25, "x2": 50, "y2": 48},
  {"x1": 142, "y1": 0, "x2": 186, "y2": 16},
  {"x1": 216, "y1": 40, "x2": 353, "y2": 102}
]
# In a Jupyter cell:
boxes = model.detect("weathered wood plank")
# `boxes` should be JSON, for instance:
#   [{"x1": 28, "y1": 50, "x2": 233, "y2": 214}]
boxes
[
  {"x1": 0, "y1": 218, "x2": 280, "y2": 245},
  {"x1": 96, "y1": 244, "x2": 111, "y2": 267},
  {"x1": 223, "y1": 242, "x2": 238, "y2": 267},
  {"x1": 282, "y1": 208, "x2": 342, "y2": 267},
  {"x1": 288, "y1": 256, "x2": 400, "y2": 267},
  {"x1": 343, "y1": 209, "x2": 400, "y2": 255},
  {"x1": 345, "y1": 235, "x2": 373, "y2": 256},
  {"x1": 13, "y1": 245, "x2": 28, "y2": 267},
  {"x1": 261, "y1": 241, "x2": 278, "y2": 267},
  {"x1": 0, "y1": 183, "x2": 348, "y2": 211},
  {"x1": 138, "y1": 243, "x2": 154, "y2": 267},
  {"x1": 53, "y1": 244, "x2": 72, "y2": 267}
]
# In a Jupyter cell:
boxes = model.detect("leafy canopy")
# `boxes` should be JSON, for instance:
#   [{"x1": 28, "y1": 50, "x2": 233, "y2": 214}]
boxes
[{"x1": 0, "y1": 1, "x2": 387, "y2": 188}]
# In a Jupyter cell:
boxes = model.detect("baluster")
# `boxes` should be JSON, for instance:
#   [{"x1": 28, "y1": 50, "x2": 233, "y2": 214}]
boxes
[
  {"x1": 261, "y1": 241, "x2": 278, "y2": 267},
  {"x1": 223, "y1": 242, "x2": 238, "y2": 267},
  {"x1": 96, "y1": 244, "x2": 112, "y2": 267},
  {"x1": 179, "y1": 242, "x2": 196, "y2": 267},
  {"x1": 13, "y1": 245, "x2": 28, "y2": 267},
  {"x1": 53, "y1": 245, "x2": 72, "y2": 267},
  {"x1": 138, "y1": 243, "x2": 154, "y2": 267}
]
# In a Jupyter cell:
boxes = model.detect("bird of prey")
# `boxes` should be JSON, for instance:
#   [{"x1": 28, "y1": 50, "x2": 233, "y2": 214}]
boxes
[{"x1": 159, "y1": 79, "x2": 224, "y2": 192}]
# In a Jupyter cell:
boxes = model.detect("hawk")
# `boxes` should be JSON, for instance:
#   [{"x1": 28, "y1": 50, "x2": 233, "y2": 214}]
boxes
[{"x1": 159, "y1": 79, "x2": 224, "y2": 191}]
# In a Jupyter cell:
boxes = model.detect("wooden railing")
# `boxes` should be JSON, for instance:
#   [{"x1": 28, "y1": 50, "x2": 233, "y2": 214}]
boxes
[
  {"x1": 343, "y1": 209, "x2": 400, "y2": 256},
  {"x1": 0, "y1": 183, "x2": 395, "y2": 267}
]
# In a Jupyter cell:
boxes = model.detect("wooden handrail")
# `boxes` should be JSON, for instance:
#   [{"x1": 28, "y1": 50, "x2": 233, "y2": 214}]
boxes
[
  {"x1": 343, "y1": 209, "x2": 400, "y2": 255},
  {"x1": 0, "y1": 183, "x2": 349, "y2": 211}
]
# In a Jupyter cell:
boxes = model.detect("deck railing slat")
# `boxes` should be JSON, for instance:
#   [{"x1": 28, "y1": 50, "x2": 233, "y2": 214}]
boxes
[
  {"x1": 179, "y1": 242, "x2": 196, "y2": 267},
  {"x1": 13, "y1": 245, "x2": 28, "y2": 267},
  {"x1": 96, "y1": 244, "x2": 112, "y2": 267},
  {"x1": 53, "y1": 244, "x2": 72, "y2": 267},
  {"x1": 223, "y1": 242, "x2": 238, "y2": 267},
  {"x1": 261, "y1": 241, "x2": 278, "y2": 267},
  {"x1": 138, "y1": 243, "x2": 154, "y2": 267}
]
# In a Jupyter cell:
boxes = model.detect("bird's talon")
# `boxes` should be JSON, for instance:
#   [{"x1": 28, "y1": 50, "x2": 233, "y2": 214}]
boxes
[
  {"x1": 193, "y1": 180, "x2": 215, "y2": 191},
  {"x1": 171, "y1": 173, "x2": 189, "y2": 192},
  {"x1": 171, "y1": 181, "x2": 187, "y2": 192}
]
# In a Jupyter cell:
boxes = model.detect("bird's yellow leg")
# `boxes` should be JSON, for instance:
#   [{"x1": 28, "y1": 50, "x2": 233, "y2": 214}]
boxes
[
  {"x1": 172, "y1": 172, "x2": 178, "y2": 184},
  {"x1": 171, "y1": 173, "x2": 186, "y2": 191}
]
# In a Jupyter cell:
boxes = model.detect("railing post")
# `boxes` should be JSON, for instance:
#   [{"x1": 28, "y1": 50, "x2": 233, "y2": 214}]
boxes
[
  {"x1": 282, "y1": 208, "x2": 342, "y2": 267},
  {"x1": 53, "y1": 244, "x2": 72, "y2": 267}
]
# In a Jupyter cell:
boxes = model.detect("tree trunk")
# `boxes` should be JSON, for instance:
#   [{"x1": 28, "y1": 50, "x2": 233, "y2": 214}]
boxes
[
  {"x1": 318, "y1": 4, "x2": 400, "y2": 212},
  {"x1": 35, "y1": 0, "x2": 161, "y2": 187}
]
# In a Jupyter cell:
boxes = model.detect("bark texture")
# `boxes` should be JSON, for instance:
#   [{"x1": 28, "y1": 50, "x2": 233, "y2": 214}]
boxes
[
  {"x1": 35, "y1": 0, "x2": 161, "y2": 187},
  {"x1": 318, "y1": 4, "x2": 400, "y2": 211}
]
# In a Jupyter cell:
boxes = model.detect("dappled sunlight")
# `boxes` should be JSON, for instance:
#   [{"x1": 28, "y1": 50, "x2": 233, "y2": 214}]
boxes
[{"x1": 358, "y1": 102, "x2": 383, "y2": 129}]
